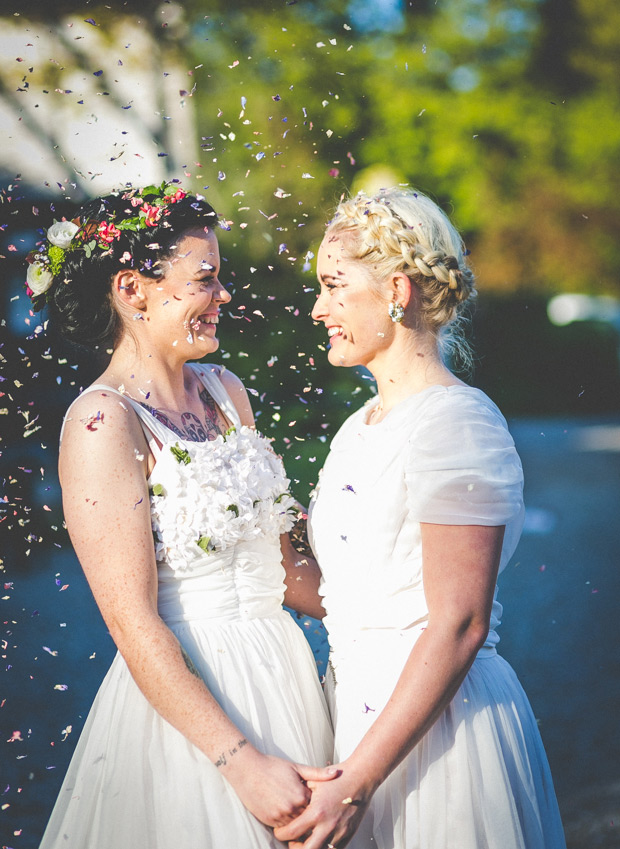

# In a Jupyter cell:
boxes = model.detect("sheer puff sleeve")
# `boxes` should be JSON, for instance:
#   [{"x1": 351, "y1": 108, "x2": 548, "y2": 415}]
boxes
[{"x1": 405, "y1": 388, "x2": 524, "y2": 528}]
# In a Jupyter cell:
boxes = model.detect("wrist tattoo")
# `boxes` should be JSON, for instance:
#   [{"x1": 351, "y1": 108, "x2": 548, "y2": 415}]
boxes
[{"x1": 215, "y1": 738, "x2": 248, "y2": 769}]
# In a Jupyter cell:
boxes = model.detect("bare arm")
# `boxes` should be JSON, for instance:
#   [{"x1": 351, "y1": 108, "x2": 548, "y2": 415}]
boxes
[
  {"x1": 275, "y1": 522, "x2": 505, "y2": 848},
  {"x1": 280, "y1": 529, "x2": 325, "y2": 620},
  {"x1": 60, "y1": 391, "x2": 331, "y2": 828}
]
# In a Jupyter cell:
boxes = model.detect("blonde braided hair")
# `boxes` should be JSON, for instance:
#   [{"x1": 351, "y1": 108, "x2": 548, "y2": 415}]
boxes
[{"x1": 324, "y1": 188, "x2": 475, "y2": 361}]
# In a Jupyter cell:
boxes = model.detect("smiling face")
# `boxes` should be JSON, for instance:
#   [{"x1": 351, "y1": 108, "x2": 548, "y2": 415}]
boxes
[
  {"x1": 142, "y1": 228, "x2": 230, "y2": 358},
  {"x1": 312, "y1": 233, "x2": 394, "y2": 369}
]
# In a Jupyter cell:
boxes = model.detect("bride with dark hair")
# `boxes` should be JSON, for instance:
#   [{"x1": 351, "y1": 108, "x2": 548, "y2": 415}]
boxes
[{"x1": 29, "y1": 183, "x2": 334, "y2": 849}]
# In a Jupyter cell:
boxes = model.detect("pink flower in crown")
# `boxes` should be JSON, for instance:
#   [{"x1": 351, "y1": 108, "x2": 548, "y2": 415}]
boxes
[
  {"x1": 164, "y1": 189, "x2": 187, "y2": 204},
  {"x1": 140, "y1": 203, "x2": 163, "y2": 227},
  {"x1": 130, "y1": 196, "x2": 143, "y2": 207},
  {"x1": 97, "y1": 221, "x2": 121, "y2": 244}
]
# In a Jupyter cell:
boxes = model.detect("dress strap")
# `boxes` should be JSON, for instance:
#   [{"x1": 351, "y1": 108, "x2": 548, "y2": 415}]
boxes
[
  {"x1": 190, "y1": 363, "x2": 242, "y2": 428},
  {"x1": 60, "y1": 383, "x2": 164, "y2": 456}
]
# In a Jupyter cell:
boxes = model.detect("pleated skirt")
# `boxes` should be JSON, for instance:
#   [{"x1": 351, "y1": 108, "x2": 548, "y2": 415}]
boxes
[
  {"x1": 40, "y1": 611, "x2": 333, "y2": 849},
  {"x1": 327, "y1": 653, "x2": 566, "y2": 849}
]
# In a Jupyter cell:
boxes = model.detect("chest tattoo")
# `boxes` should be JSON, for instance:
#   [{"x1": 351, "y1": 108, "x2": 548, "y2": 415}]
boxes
[{"x1": 141, "y1": 387, "x2": 225, "y2": 442}]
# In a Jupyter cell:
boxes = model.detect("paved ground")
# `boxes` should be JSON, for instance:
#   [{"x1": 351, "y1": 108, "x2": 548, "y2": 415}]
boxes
[
  {"x1": 498, "y1": 418, "x2": 620, "y2": 848},
  {"x1": 1, "y1": 416, "x2": 619, "y2": 848}
]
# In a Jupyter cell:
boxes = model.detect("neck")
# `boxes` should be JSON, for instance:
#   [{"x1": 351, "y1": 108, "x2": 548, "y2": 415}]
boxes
[
  {"x1": 366, "y1": 330, "x2": 461, "y2": 417},
  {"x1": 99, "y1": 338, "x2": 193, "y2": 410}
]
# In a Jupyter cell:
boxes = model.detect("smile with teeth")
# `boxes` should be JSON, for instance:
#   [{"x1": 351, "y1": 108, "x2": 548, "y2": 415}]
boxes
[
  {"x1": 327, "y1": 326, "x2": 343, "y2": 338},
  {"x1": 184, "y1": 315, "x2": 219, "y2": 332}
]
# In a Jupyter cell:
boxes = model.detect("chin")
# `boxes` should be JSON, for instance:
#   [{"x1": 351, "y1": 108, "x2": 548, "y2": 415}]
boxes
[
  {"x1": 327, "y1": 347, "x2": 355, "y2": 368},
  {"x1": 193, "y1": 336, "x2": 220, "y2": 355}
]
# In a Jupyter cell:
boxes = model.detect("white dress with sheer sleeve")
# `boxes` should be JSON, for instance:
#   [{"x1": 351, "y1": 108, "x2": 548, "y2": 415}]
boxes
[
  {"x1": 40, "y1": 363, "x2": 333, "y2": 849},
  {"x1": 309, "y1": 385, "x2": 566, "y2": 849}
]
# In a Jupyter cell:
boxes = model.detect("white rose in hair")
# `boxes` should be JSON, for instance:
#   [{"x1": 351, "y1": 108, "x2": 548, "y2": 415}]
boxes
[
  {"x1": 26, "y1": 261, "x2": 54, "y2": 296},
  {"x1": 47, "y1": 220, "x2": 79, "y2": 249}
]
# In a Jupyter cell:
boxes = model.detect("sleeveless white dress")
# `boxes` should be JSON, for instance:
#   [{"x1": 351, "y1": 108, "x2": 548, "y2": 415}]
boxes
[
  {"x1": 309, "y1": 385, "x2": 566, "y2": 849},
  {"x1": 40, "y1": 364, "x2": 333, "y2": 849}
]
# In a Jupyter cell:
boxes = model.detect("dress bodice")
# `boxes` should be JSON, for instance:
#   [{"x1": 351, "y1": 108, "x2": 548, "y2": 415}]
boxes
[
  {"x1": 309, "y1": 385, "x2": 525, "y2": 674},
  {"x1": 69, "y1": 364, "x2": 296, "y2": 625}
]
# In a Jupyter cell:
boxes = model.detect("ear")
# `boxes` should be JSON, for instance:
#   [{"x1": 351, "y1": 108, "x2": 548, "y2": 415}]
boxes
[
  {"x1": 389, "y1": 272, "x2": 413, "y2": 309},
  {"x1": 111, "y1": 269, "x2": 149, "y2": 310}
]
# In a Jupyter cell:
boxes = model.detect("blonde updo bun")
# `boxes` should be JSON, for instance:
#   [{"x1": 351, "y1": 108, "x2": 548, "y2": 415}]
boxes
[{"x1": 325, "y1": 187, "x2": 476, "y2": 366}]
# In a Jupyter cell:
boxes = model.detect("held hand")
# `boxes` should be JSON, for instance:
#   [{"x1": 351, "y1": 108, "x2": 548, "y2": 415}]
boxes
[
  {"x1": 273, "y1": 760, "x2": 374, "y2": 849},
  {"x1": 226, "y1": 748, "x2": 338, "y2": 829}
]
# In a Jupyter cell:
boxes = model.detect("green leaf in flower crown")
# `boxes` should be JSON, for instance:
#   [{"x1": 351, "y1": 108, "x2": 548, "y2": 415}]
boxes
[
  {"x1": 226, "y1": 504, "x2": 239, "y2": 517},
  {"x1": 149, "y1": 483, "x2": 165, "y2": 497},
  {"x1": 83, "y1": 240, "x2": 96, "y2": 258},
  {"x1": 170, "y1": 443, "x2": 191, "y2": 465},
  {"x1": 117, "y1": 218, "x2": 141, "y2": 231},
  {"x1": 196, "y1": 535, "x2": 213, "y2": 553},
  {"x1": 141, "y1": 185, "x2": 159, "y2": 197}
]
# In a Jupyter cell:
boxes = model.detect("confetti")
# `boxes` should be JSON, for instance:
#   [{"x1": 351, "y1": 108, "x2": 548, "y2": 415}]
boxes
[{"x1": 81, "y1": 411, "x2": 104, "y2": 431}]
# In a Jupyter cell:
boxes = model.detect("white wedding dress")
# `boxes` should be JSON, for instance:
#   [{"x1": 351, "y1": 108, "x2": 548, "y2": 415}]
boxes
[
  {"x1": 40, "y1": 364, "x2": 333, "y2": 849},
  {"x1": 309, "y1": 385, "x2": 566, "y2": 849}
]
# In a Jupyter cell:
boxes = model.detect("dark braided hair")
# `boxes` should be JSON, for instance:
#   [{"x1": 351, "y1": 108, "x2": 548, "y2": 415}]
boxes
[{"x1": 47, "y1": 189, "x2": 218, "y2": 351}]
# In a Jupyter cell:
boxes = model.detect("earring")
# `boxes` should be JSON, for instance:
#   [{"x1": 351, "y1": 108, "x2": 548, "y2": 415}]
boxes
[{"x1": 388, "y1": 301, "x2": 405, "y2": 323}]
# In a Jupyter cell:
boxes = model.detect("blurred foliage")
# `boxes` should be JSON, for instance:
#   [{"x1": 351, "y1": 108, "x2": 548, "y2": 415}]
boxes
[
  {"x1": 3, "y1": 0, "x2": 618, "y2": 291},
  {"x1": 162, "y1": 0, "x2": 620, "y2": 297}
]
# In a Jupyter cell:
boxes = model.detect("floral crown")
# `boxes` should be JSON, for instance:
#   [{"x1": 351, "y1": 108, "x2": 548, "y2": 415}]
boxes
[{"x1": 25, "y1": 181, "x2": 188, "y2": 310}]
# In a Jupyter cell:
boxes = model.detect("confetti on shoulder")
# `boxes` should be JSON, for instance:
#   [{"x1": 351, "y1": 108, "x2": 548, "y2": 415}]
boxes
[
  {"x1": 342, "y1": 484, "x2": 356, "y2": 493},
  {"x1": 81, "y1": 411, "x2": 104, "y2": 431}
]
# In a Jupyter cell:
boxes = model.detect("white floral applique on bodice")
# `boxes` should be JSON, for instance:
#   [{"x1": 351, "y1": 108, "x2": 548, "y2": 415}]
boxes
[
  {"x1": 147, "y1": 423, "x2": 297, "y2": 572},
  {"x1": 76, "y1": 364, "x2": 297, "y2": 625}
]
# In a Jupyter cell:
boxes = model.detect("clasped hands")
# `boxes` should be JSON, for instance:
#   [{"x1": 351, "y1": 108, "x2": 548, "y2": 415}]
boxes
[
  {"x1": 272, "y1": 759, "x2": 372, "y2": 849},
  {"x1": 230, "y1": 749, "x2": 372, "y2": 849}
]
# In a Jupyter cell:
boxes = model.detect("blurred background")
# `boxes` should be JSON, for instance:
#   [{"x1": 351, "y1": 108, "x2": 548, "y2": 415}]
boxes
[{"x1": 1, "y1": 1, "x2": 619, "y2": 847}]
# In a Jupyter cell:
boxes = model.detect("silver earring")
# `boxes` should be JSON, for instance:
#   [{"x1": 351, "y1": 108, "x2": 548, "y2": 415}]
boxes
[{"x1": 389, "y1": 301, "x2": 405, "y2": 323}]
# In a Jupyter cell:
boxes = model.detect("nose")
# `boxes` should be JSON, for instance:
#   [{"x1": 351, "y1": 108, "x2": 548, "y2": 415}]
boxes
[
  {"x1": 215, "y1": 280, "x2": 232, "y2": 304},
  {"x1": 311, "y1": 288, "x2": 328, "y2": 322}
]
